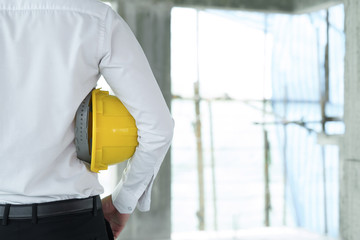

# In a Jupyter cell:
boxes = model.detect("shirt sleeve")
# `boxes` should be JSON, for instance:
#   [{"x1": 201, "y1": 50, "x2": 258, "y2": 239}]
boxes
[{"x1": 98, "y1": 7, "x2": 174, "y2": 214}]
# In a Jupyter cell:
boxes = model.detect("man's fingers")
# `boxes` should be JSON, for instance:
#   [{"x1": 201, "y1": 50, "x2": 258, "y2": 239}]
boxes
[
  {"x1": 101, "y1": 195, "x2": 131, "y2": 239},
  {"x1": 113, "y1": 230, "x2": 118, "y2": 239},
  {"x1": 110, "y1": 218, "x2": 125, "y2": 238}
]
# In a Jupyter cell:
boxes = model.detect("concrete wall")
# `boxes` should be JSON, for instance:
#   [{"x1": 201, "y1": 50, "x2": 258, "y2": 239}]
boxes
[
  {"x1": 341, "y1": 1, "x2": 360, "y2": 239},
  {"x1": 114, "y1": 1, "x2": 173, "y2": 239}
]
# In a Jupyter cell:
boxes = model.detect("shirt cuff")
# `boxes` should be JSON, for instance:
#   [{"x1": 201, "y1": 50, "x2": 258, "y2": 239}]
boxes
[
  {"x1": 111, "y1": 183, "x2": 138, "y2": 214},
  {"x1": 111, "y1": 173, "x2": 156, "y2": 214},
  {"x1": 136, "y1": 175, "x2": 155, "y2": 212}
]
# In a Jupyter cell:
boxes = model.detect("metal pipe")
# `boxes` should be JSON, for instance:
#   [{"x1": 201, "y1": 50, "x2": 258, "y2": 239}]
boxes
[
  {"x1": 264, "y1": 130, "x2": 271, "y2": 226},
  {"x1": 208, "y1": 101, "x2": 218, "y2": 231},
  {"x1": 321, "y1": 9, "x2": 330, "y2": 235},
  {"x1": 194, "y1": 9, "x2": 205, "y2": 231}
]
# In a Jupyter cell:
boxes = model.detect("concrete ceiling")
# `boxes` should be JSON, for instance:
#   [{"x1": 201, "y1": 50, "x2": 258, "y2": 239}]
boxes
[{"x1": 173, "y1": 0, "x2": 343, "y2": 13}]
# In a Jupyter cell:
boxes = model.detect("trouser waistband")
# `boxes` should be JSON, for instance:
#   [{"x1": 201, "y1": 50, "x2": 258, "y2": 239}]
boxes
[{"x1": 0, "y1": 195, "x2": 101, "y2": 225}]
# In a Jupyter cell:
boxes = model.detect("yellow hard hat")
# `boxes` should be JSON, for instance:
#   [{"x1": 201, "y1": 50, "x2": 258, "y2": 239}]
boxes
[{"x1": 75, "y1": 89, "x2": 138, "y2": 173}]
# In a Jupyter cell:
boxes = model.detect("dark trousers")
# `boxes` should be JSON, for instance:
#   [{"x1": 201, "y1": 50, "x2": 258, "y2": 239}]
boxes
[{"x1": 0, "y1": 207, "x2": 114, "y2": 240}]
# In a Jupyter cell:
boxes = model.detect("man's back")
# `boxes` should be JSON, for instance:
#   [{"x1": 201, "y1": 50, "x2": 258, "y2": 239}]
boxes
[
  {"x1": 0, "y1": 0, "x2": 111, "y2": 204},
  {"x1": 0, "y1": 0, "x2": 174, "y2": 238}
]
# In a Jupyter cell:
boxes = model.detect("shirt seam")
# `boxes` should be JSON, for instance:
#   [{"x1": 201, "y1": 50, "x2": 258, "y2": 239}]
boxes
[{"x1": 97, "y1": 7, "x2": 110, "y2": 62}]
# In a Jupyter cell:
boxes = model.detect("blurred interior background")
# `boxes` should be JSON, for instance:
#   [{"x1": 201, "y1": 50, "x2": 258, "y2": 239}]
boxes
[{"x1": 95, "y1": 0, "x2": 350, "y2": 239}]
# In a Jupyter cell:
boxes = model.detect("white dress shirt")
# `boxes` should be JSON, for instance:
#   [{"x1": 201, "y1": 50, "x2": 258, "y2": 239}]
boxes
[{"x1": 0, "y1": 0, "x2": 174, "y2": 214}]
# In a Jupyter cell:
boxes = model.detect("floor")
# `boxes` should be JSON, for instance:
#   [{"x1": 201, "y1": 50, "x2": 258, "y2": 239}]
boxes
[{"x1": 171, "y1": 227, "x2": 337, "y2": 240}]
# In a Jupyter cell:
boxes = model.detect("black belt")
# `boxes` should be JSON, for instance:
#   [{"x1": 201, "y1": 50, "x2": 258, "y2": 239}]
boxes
[{"x1": 0, "y1": 195, "x2": 101, "y2": 222}]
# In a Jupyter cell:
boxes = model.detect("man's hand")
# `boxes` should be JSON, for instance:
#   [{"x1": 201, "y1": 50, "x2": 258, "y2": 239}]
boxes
[{"x1": 102, "y1": 195, "x2": 131, "y2": 239}]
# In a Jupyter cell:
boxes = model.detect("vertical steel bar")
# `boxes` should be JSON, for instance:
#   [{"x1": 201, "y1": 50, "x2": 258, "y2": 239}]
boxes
[
  {"x1": 283, "y1": 85, "x2": 288, "y2": 225},
  {"x1": 208, "y1": 101, "x2": 218, "y2": 231},
  {"x1": 263, "y1": 14, "x2": 271, "y2": 227},
  {"x1": 264, "y1": 130, "x2": 271, "y2": 226},
  {"x1": 321, "y1": 10, "x2": 330, "y2": 235},
  {"x1": 194, "y1": 9, "x2": 205, "y2": 231}
]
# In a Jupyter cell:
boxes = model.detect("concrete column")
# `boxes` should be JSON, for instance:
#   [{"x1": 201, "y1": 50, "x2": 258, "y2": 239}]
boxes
[
  {"x1": 341, "y1": 1, "x2": 360, "y2": 239},
  {"x1": 113, "y1": 1, "x2": 173, "y2": 239}
]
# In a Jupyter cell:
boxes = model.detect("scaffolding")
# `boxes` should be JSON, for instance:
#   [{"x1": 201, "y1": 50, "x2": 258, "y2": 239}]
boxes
[{"x1": 171, "y1": 4, "x2": 344, "y2": 237}]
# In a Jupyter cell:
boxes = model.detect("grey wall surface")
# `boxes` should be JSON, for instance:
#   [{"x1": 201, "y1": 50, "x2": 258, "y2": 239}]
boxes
[
  {"x1": 114, "y1": 1, "x2": 173, "y2": 239},
  {"x1": 341, "y1": 1, "x2": 360, "y2": 239}
]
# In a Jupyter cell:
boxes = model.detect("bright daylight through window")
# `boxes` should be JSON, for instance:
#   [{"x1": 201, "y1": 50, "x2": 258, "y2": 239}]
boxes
[{"x1": 171, "y1": 5, "x2": 344, "y2": 238}]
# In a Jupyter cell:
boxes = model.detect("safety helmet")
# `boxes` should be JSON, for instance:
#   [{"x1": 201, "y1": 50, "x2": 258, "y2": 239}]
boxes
[{"x1": 75, "y1": 89, "x2": 138, "y2": 173}]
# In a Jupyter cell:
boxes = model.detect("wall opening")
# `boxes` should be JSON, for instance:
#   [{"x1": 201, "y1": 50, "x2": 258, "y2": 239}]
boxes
[{"x1": 170, "y1": 5, "x2": 344, "y2": 238}]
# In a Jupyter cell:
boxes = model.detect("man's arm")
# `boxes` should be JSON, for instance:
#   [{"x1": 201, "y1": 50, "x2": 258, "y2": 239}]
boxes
[{"x1": 98, "y1": 5, "x2": 174, "y2": 233}]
